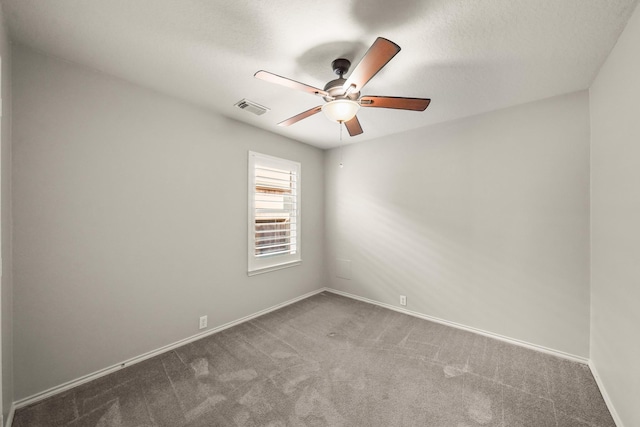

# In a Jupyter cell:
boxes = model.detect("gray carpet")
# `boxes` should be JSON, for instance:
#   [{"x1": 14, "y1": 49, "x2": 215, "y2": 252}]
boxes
[{"x1": 13, "y1": 292, "x2": 615, "y2": 426}]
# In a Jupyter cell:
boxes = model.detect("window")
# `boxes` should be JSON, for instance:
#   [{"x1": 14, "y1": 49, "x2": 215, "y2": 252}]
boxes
[{"x1": 248, "y1": 152, "x2": 301, "y2": 275}]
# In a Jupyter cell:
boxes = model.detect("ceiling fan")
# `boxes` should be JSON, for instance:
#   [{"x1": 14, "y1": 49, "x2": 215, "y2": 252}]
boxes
[{"x1": 254, "y1": 37, "x2": 431, "y2": 137}]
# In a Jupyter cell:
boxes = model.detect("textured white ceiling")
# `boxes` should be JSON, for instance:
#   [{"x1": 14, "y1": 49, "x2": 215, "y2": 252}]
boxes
[{"x1": 3, "y1": 0, "x2": 638, "y2": 149}]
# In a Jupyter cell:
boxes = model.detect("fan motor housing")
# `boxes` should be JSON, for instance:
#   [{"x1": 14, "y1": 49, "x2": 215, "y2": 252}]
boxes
[
  {"x1": 323, "y1": 58, "x2": 360, "y2": 102},
  {"x1": 323, "y1": 78, "x2": 360, "y2": 102}
]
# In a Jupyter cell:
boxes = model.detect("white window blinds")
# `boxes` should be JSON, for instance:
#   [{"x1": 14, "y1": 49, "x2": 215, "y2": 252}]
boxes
[{"x1": 248, "y1": 152, "x2": 301, "y2": 274}]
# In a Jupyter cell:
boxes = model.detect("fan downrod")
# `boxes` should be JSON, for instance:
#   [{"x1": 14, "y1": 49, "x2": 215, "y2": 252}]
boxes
[
  {"x1": 331, "y1": 58, "x2": 351, "y2": 77},
  {"x1": 324, "y1": 58, "x2": 359, "y2": 101}
]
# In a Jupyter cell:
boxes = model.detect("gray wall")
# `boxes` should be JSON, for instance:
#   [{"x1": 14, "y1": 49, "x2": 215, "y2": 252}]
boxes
[
  {"x1": 0, "y1": 2, "x2": 13, "y2": 423},
  {"x1": 9, "y1": 14, "x2": 639, "y2": 421},
  {"x1": 590, "y1": 3, "x2": 640, "y2": 426},
  {"x1": 325, "y1": 91, "x2": 591, "y2": 358},
  {"x1": 11, "y1": 45, "x2": 325, "y2": 400}
]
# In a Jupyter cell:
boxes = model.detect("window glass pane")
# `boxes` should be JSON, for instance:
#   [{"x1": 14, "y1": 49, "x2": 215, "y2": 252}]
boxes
[{"x1": 248, "y1": 152, "x2": 301, "y2": 273}]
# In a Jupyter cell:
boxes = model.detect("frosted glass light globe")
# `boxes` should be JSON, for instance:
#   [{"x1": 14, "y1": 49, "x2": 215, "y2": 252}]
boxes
[{"x1": 322, "y1": 100, "x2": 360, "y2": 123}]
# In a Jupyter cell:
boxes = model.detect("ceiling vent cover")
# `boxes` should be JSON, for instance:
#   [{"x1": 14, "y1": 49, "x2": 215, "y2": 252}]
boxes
[{"x1": 235, "y1": 99, "x2": 270, "y2": 116}]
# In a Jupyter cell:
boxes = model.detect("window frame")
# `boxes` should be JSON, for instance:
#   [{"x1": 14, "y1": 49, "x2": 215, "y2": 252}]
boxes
[{"x1": 247, "y1": 151, "x2": 301, "y2": 275}]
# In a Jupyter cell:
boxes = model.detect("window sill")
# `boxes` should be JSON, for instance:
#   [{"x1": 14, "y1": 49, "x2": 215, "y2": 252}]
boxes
[{"x1": 248, "y1": 260, "x2": 302, "y2": 276}]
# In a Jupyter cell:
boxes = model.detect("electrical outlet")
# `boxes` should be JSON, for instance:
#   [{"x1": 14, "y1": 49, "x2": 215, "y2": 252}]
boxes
[
  {"x1": 400, "y1": 295, "x2": 407, "y2": 306},
  {"x1": 199, "y1": 315, "x2": 208, "y2": 330}
]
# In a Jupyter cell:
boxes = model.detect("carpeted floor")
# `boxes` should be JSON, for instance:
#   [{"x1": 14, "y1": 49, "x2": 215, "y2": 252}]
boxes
[{"x1": 13, "y1": 292, "x2": 615, "y2": 426}]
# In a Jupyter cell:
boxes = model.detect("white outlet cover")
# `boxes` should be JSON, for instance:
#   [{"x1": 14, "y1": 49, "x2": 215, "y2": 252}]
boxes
[{"x1": 199, "y1": 315, "x2": 207, "y2": 329}]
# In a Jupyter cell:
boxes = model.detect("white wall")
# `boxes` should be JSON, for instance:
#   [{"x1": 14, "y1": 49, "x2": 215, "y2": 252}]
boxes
[
  {"x1": 325, "y1": 91, "x2": 591, "y2": 358},
  {"x1": 590, "y1": 3, "x2": 640, "y2": 426},
  {"x1": 0, "y1": 2, "x2": 13, "y2": 423},
  {"x1": 11, "y1": 45, "x2": 325, "y2": 400}
]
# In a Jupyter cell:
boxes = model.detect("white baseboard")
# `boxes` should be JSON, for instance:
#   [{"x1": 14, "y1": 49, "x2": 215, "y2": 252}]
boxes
[
  {"x1": 5, "y1": 403, "x2": 15, "y2": 427},
  {"x1": 588, "y1": 361, "x2": 624, "y2": 427},
  {"x1": 12, "y1": 288, "x2": 326, "y2": 413},
  {"x1": 325, "y1": 288, "x2": 589, "y2": 364}
]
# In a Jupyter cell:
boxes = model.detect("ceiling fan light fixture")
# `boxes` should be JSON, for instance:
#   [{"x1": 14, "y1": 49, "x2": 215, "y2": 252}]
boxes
[
  {"x1": 322, "y1": 99, "x2": 360, "y2": 123},
  {"x1": 255, "y1": 37, "x2": 430, "y2": 136}
]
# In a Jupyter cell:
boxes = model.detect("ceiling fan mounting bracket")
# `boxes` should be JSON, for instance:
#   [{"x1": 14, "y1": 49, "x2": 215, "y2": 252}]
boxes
[{"x1": 331, "y1": 58, "x2": 351, "y2": 77}]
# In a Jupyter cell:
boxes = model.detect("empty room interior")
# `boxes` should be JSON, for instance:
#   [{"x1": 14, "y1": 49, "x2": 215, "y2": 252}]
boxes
[{"x1": 0, "y1": 1, "x2": 639, "y2": 426}]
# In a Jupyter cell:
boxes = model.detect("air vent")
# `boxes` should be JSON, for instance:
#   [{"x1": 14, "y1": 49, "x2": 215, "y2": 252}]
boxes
[{"x1": 234, "y1": 99, "x2": 270, "y2": 116}]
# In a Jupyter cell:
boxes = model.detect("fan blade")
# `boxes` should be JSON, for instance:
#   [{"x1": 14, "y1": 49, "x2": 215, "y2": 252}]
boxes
[
  {"x1": 344, "y1": 116, "x2": 363, "y2": 136},
  {"x1": 255, "y1": 71, "x2": 329, "y2": 97},
  {"x1": 277, "y1": 106, "x2": 323, "y2": 127},
  {"x1": 360, "y1": 96, "x2": 431, "y2": 111},
  {"x1": 342, "y1": 38, "x2": 401, "y2": 93}
]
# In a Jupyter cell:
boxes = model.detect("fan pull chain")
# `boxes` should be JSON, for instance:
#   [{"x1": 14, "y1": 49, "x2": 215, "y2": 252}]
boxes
[{"x1": 339, "y1": 122, "x2": 344, "y2": 168}]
